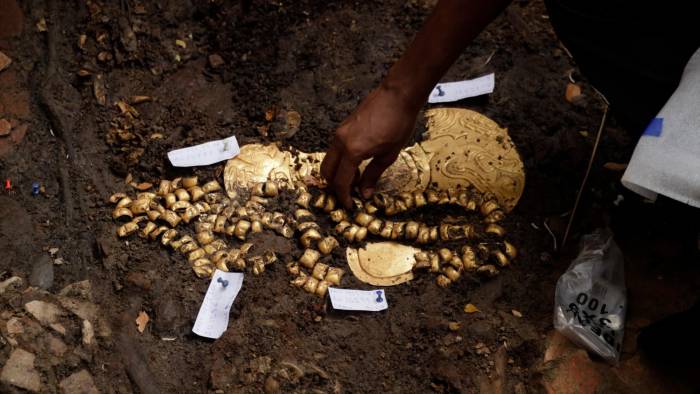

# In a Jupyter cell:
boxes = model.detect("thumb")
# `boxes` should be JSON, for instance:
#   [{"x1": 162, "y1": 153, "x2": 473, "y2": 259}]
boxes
[{"x1": 358, "y1": 151, "x2": 399, "y2": 199}]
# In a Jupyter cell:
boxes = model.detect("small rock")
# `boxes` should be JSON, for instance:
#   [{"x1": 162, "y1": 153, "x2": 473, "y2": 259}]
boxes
[
  {"x1": 47, "y1": 334, "x2": 68, "y2": 356},
  {"x1": 0, "y1": 118, "x2": 11, "y2": 136},
  {"x1": 59, "y1": 369, "x2": 100, "y2": 394},
  {"x1": 0, "y1": 51, "x2": 11, "y2": 72},
  {"x1": 277, "y1": 360, "x2": 304, "y2": 383},
  {"x1": 442, "y1": 334, "x2": 463, "y2": 347},
  {"x1": 259, "y1": 319, "x2": 279, "y2": 329},
  {"x1": 6, "y1": 317, "x2": 23, "y2": 335},
  {"x1": 50, "y1": 323, "x2": 67, "y2": 335},
  {"x1": 474, "y1": 342, "x2": 491, "y2": 356},
  {"x1": 0, "y1": 348, "x2": 41, "y2": 392},
  {"x1": 208, "y1": 54, "x2": 224, "y2": 69},
  {"x1": 82, "y1": 320, "x2": 95, "y2": 345},
  {"x1": 125, "y1": 271, "x2": 152, "y2": 290},
  {"x1": 57, "y1": 296, "x2": 98, "y2": 322},
  {"x1": 29, "y1": 255, "x2": 54, "y2": 289},
  {"x1": 512, "y1": 309, "x2": 523, "y2": 318},
  {"x1": 72, "y1": 346, "x2": 93, "y2": 363},
  {"x1": 305, "y1": 363, "x2": 329, "y2": 380},
  {"x1": 250, "y1": 356, "x2": 273, "y2": 375},
  {"x1": 263, "y1": 376, "x2": 280, "y2": 394},
  {"x1": 25, "y1": 300, "x2": 64, "y2": 325},
  {"x1": 0, "y1": 276, "x2": 24, "y2": 294},
  {"x1": 59, "y1": 280, "x2": 93, "y2": 301}
]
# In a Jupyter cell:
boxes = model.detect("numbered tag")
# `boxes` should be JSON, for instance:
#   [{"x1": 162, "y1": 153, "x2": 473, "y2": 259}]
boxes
[
  {"x1": 168, "y1": 135, "x2": 240, "y2": 167},
  {"x1": 428, "y1": 73, "x2": 495, "y2": 103},
  {"x1": 192, "y1": 271, "x2": 244, "y2": 339},
  {"x1": 328, "y1": 288, "x2": 388, "y2": 312}
]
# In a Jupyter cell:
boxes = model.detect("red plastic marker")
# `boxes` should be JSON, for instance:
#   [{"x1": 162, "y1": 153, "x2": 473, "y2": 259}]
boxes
[{"x1": 4, "y1": 179, "x2": 10, "y2": 191}]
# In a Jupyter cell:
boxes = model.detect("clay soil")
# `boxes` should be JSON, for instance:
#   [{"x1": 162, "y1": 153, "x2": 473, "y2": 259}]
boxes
[{"x1": 1, "y1": 0, "x2": 699, "y2": 393}]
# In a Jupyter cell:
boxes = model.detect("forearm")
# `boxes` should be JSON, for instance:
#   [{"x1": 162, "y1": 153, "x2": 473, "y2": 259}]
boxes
[{"x1": 382, "y1": 0, "x2": 512, "y2": 109}]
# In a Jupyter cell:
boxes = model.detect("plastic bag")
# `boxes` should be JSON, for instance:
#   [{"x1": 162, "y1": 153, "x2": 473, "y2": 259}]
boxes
[{"x1": 553, "y1": 228, "x2": 626, "y2": 363}]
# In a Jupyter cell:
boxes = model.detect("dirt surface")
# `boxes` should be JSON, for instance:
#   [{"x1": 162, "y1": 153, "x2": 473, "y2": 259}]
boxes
[{"x1": 1, "y1": 0, "x2": 699, "y2": 393}]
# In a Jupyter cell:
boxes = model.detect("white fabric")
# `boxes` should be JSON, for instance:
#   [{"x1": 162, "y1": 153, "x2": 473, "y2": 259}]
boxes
[{"x1": 622, "y1": 47, "x2": 700, "y2": 206}]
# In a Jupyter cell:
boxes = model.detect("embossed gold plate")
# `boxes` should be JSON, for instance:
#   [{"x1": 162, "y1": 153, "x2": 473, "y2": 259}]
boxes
[
  {"x1": 346, "y1": 242, "x2": 420, "y2": 286},
  {"x1": 224, "y1": 108, "x2": 524, "y2": 211}
]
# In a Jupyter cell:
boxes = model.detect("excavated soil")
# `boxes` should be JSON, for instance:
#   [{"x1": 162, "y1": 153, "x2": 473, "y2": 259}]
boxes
[{"x1": 1, "y1": 0, "x2": 699, "y2": 393}]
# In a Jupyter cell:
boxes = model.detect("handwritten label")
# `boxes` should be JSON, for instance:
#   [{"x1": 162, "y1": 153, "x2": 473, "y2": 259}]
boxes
[
  {"x1": 167, "y1": 135, "x2": 240, "y2": 167},
  {"x1": 328, "y1": 288, "x2": 388, "y2": 312},
  {"x1": 428, "y1": 73, "x2": 495, "y2": 103},
  {"x1": 192, "y1": 271, "x2": 244, "y2": 339}
]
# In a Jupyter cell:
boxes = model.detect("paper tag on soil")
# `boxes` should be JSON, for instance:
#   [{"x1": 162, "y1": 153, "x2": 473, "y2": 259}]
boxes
[
  {"x1": 167, "y1": 135, "x2": 240, "y2": 167},
  {"x1": 192, "y1": 271, "x2": 244, "y2": 339},
  {"x1": 328, "y1": 288, "x2": 388, "y2": 312},
  {"x1": 428, "y1": 73, "x2": 495, "y2": 103}
]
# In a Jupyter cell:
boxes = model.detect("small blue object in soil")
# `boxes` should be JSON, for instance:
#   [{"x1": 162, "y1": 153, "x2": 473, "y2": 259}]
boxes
[
  {"x1": 217, "y1": 277, "x2": 229, "y2": 288},
  {"x1": 643, "y1": 117, "x2": 663, "y2": 137},
  {"x1": 375, "y1": 290, "x2": 383, "y2": 303},
  {"x1": 31, "y1": 182, "x2": 40, "y2": 196}
]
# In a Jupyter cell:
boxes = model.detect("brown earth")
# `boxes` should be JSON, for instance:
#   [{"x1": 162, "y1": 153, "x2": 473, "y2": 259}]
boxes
[{"x1": 0, "y1": 0, "x2": 699, "y2": 393}]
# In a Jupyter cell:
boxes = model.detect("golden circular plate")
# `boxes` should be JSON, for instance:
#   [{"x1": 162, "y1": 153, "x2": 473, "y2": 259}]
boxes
[
  {"x1": 346, "y1": 242, "x2": 420, "y2": 286},
  {"x1": 419, "y1": 108, "x2": 525, "y2": 211}
]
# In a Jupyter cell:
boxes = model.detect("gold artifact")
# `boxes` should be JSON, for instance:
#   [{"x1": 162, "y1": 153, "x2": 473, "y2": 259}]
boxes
[
  {"x1": 314, "y1": 185, "x2": 516, "y2": 287},
  {"x1": 111, "y1": 108, "x2": 522, "y2": 294},
  {"x1": 111, "y1": 176, "x2": 516, "y2": 293},
  {"x1": 224, "y1": 108, "x2": 524, "y2": 211},
  {"x1": 346, "y1": 242, "x2": 420, "y2": 286}
]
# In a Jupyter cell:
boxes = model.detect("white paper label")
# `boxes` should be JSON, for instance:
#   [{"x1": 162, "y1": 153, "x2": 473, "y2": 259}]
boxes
[
  {"x1": 192, "y1": 271, "x2": 244, "y2": 339},
  {"x1": 328, "y1": 288, "x2": 388, "y2": 312},
  {"x1": 428, "y1": 73, "x2": 495, "y2": 103},
  {"x1": 167, "y1": 135, "x2": 240, "y2": 167}
]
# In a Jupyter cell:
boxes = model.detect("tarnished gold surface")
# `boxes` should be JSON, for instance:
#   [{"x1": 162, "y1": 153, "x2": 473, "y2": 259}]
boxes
[
  {"x1": 223, "y1": 144, "x2": 324, "y2": 197},
  {"x1": 346, "y1": 242, "x2": 420, "y2": 286},
  {"x1": 420, "y1": 108, "x2": 525, "y2": 211},
  {"x1": 224, "y1": 108, "x2": 524, "y2": 211}
]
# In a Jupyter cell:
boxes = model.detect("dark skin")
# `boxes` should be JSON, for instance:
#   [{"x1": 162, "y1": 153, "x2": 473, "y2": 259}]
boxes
[{"x1": 321, "y1": 0, "x2": 512, "y2": 209}]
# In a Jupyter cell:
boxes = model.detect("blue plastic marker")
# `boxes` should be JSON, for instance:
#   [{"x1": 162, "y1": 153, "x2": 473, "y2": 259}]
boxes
[
  {"x1": 643, "y1": 117, "x2": 663, "y2": 137},
  {"x1": 31, "y1": 182, "x2": 40, "y2": 196}
]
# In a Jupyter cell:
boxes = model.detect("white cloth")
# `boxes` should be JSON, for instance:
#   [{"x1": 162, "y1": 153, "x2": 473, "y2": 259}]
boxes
[{"x1": 622, "y1": 47, "x2": 700, "y2": 206}]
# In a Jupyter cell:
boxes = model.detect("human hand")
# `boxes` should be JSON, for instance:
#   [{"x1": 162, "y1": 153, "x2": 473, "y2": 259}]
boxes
[{"x1": 321, "y1": 86, "x2": 419, "y2": 209}]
